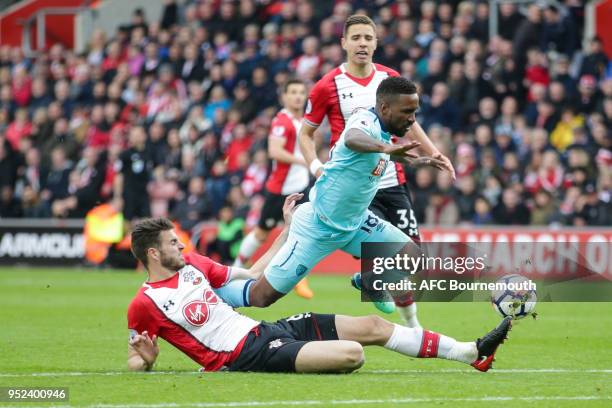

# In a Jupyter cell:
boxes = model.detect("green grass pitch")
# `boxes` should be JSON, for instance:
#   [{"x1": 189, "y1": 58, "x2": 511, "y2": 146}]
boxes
[{"x1": 1, "y1": 267, "x2": 611, "y2": 407}]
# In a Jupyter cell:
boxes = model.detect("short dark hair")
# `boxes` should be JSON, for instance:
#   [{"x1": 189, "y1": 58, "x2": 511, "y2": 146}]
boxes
[
  {"x1": 343, "y1": 15, "x2": 376, "y2": 37},
  {"x1": 376, "y1": 77, "x2": 418, "y2": 104},
  {"x1": 283, "y1": 78, "x2": 305, "y2": 93},
  {"x1": 131, "y1": 217, "x2": 174, "y2": 267}
]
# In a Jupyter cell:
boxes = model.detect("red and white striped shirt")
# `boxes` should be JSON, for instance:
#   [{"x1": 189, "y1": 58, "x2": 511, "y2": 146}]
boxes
[
  {"x1": 265, "y1": 109, "x2": 309, "y2": 195},
  {"x1": 303, "y1": 63, "x2": 406, "y2": 189},
  {"x1": 127, "y1": 253, "x2": 258, "y2": 371}
]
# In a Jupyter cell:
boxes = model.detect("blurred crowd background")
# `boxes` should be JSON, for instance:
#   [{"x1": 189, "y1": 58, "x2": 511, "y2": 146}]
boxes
[{"x1": 0, "y1": 0, "x2": 610, "y2": 244}]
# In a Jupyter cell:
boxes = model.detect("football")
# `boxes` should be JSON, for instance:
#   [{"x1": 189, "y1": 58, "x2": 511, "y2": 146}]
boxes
[{"x1": 491, "y1": 274, "x2": 537, "y2": 320}]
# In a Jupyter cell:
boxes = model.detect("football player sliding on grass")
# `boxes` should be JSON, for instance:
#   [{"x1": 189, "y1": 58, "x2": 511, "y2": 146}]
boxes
[{"x1": 127, "y1": 195, "x2": 511, "y2": 373}]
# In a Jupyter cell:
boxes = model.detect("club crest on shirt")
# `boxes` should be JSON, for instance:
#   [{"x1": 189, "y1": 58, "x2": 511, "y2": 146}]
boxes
[
  {"x1": 272, "y1": 126, "x2": 285, "y2": 137},
  {"x1": 183, "y1": 270, "x2": 196, "y2": 283},
  {"x1": 371, "y1": 158, "x2": 387, "y2": 177}
]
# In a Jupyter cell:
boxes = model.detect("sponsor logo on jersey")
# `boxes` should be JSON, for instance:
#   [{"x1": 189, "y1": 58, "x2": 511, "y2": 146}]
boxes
[
  {"x1": 371, "y1": 158, "x2": 387, "y2": 177},
  {"x1": 193, "y1": 276, "x2": 202, "y2": 285},
  {"x1": 183, "y1": 300, "x2": 210, "y2": 326},
  {"x1": 182, "y1": 289, "x2": 219, "y2": 326}
]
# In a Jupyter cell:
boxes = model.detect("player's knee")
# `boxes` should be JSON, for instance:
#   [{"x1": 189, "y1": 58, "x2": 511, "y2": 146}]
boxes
[
  {"x1": 342, "y1": 342, "x2": 365, "y2": 371},
  {"x1": 365, "y1": 314, "x2": 392, "y2": 344},
  {"x1": 365, "y1": 314, "x2": 387, "y2": 332}
]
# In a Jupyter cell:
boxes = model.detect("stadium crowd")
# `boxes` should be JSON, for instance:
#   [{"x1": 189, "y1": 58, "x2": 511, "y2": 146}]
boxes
[{"x1": 0, "y1": 0, "x2": 610, "y2": 247}]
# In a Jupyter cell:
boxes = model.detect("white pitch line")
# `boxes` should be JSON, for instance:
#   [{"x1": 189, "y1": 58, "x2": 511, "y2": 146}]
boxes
[
  {"x1": 0, "y1": 371, "x2": 202, "y2": 378},
  {"x1": 1, "y1": 368, "x2": 611, "y2": 378},
  {"x1": 33, "y1": 395, "x2": 612, "y2": 408},
  {"x1": 368, "y1": 368, "x2": 612, "y2": 374}
]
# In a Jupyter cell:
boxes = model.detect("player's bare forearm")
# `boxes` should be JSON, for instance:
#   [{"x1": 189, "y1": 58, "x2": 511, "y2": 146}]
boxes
[
  {"x1": 249, "y1": 226, "x2": 289, "y2": 278},
  {"x1": 346, "y1": 130, "x2": 420, "y2": 158},
  {"x1": 299, "y1": 124, "x2": 323, "y2": 177},
  {"x1": 345, "y1": 129, "x2": 387, "y2": 153},
  {"x1": 248, "y1": 192, "x2": 299, "y2": 277},
  {"x1": 406, "y1": 122, "x2": 456, "y2": 178},
  {"x1": 269, "y1": 139, "x2": 307, "y2": 166},
  {"x1": 298, "y1": 123, "x2": 318, "y2": 166},
  {"x1": 406, "y1": 121, "x2": 438, "y2": 155}
]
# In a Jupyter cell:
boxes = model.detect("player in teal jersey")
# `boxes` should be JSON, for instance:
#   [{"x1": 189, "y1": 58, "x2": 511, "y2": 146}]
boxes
[{"x1": 215, "y1": 77, "x2": 446, "y2": 309}]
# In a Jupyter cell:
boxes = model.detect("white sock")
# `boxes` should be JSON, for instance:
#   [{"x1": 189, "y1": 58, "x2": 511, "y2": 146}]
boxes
[
  {"x1": 233, "y1": 231, "x2": 262, "y2": 267},
  {"x1": 397, "y1": 303, "x2": 422, "y2": 329},
  {"x1": 384, "y1": 324, "x2": 477, "y2": 364}
]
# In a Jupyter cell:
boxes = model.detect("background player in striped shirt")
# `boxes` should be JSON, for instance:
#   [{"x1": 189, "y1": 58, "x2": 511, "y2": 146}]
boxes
[
  {"x1": 232, "y1": 79, "x2": 313, "y2": 299},
  {"x1": 298, "y1": 15, "x2": 455, "y2": 326},
  {"x1": 127, "y1": 202, "x2": 511, "y2": 374}
]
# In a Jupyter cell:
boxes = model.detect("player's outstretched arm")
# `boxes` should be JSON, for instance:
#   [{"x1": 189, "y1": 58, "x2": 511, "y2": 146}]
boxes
[
  {"x1": 345, "y1": 129, "x2": 420, "y2": 157},
  {"x1": 298, "y1": 123, "x2": 323, "y2": 178},
  {"x1": 405, "y1": 121, "x2": 456, "y2": 178},
  {"x1": 393, "y1": 155, "x2": 447, "y2": 172},
  {"x1": 248, "y1": 193, "x2": 302, "y2": 278},
  {"x1": 128, "y1": 331, "x2": 159, "y2": 371},
  {"x1": 269, "y1": 135, "x2": 307, "y2": 166}
]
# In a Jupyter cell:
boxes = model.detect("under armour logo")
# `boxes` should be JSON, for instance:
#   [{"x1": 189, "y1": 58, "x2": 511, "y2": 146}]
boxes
[
  {"x1": 163, "y1": 300, "x2": 175, "y2": 311},
  {"x1": 341, "y1": 93, "x2": 353, "y2": 99}
]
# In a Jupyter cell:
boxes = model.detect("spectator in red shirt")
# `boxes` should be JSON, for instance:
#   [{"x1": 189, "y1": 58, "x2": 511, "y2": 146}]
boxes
[
  {"x1": 5, "y1": 108, "x2": 32, "y2": 150},
  {"x1": 226, "y1": 123, "x2": 253, "y2": 173}
]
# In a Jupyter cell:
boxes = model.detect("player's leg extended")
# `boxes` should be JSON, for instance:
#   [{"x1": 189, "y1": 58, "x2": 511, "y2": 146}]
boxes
[
  {"x1": 334, "y1": 314, "x2": 512, "y2": 372},
  {"x1": 234, "y1": 192, "x2": 314, "y2": 299},
  {"x1": 294, "y1": 341, "x2": 365, "y2": 373},
  {"x1": 353, "y1": 201, "x2": 397, "y2": 314},
  {"x1": 250, "y1": 202, "x2": 340, "y2": 306},
  {"x1": 369, "y1": 187, "x2": 421, "y2": 326},
  {"x1": 276, "y1": 312, "x2": 364, "y2": 373},
  {"x1": 343, "y1": 211, "x2": 420, "y2": 326}
]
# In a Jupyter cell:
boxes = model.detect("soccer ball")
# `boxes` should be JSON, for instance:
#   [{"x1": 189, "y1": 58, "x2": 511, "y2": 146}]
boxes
[{"x1": 491, "y1": 274, "x2": 537, "y2": 320}]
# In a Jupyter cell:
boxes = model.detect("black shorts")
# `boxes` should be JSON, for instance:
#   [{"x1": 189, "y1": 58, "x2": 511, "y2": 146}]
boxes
[
  {"x1": 123, "y1": 192, "x2": 151, "y2": 221},
  {"x1": 228, "y1": 312, "x2": 338, "y2": 373},
  {"x1": 369, "y1": 184, "x2": 420, "y2": 242},
  {"x1": 258, "y1": 189, "x2": 308, "y2": 230}
]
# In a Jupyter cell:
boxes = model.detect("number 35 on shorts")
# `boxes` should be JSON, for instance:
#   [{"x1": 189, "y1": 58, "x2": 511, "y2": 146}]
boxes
[{"x1": 396, "y1": 209, "x2": 419, "y2": 238}]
